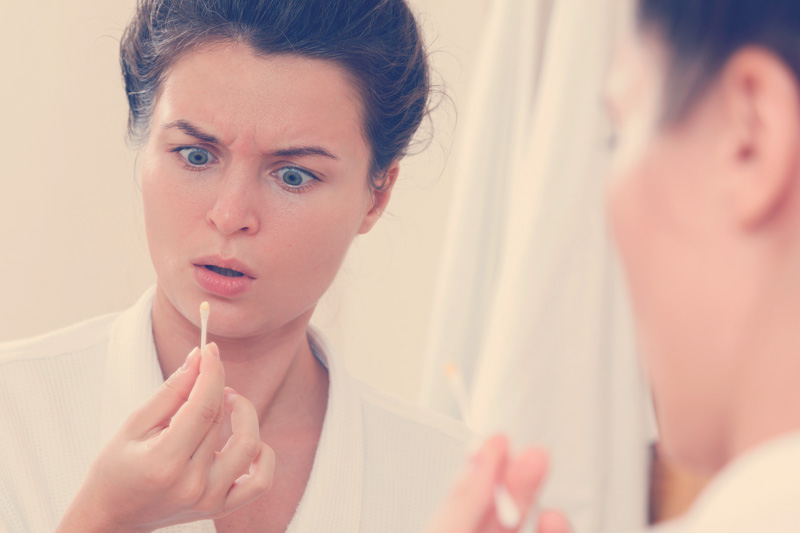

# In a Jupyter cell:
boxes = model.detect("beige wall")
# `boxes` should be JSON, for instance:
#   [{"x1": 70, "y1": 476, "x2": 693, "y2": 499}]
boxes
[{"x1": 1, "y1": 0, "x2": 485, "y2": 403}]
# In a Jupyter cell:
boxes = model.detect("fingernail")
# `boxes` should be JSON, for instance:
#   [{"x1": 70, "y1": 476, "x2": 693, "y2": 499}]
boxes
[
  {"x1": 224, "y1": 387, "x2": 237, "y2": 410},
  {"x1": 204, "y1": 342, "x2": 220, "y2": 359}
]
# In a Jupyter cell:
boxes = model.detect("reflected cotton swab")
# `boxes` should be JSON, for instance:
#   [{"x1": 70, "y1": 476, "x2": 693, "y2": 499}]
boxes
[
  {"x1": 444, "y1": 363, "x2": 522, "y2": 529},
  {"x1": 200, "y1": 301, "x2": 210, "y2": 350}
]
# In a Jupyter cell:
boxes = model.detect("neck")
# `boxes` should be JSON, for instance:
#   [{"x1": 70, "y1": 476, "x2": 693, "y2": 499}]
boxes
[
  {"x1": 726, "y1": 261, "x2": 800, "y2": 467},
  {"x1": 151, "y1": 287, "x2": 329, "y2": 435}
]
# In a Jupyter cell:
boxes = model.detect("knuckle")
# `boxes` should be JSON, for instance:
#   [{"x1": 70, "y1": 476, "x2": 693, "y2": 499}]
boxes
[
  {"x1": 142, "y1": 460, "x2": 180, "y2": 488},
  {"x1": 252, "y1": 446, "x2": 275, "y2": 491},
  {"x1": 176, "y1": 478, "x2": 205, "y2": 506},
  {"x1": 161, "y1": 378, "x2": 189, "y2": 401},
  {"x1": 194, "y1": 494, "x2": 221, "y2": 516},
  {"x1": 252, "y1": 468, "x2": 273, "y2": 492},
  {"x1": 197, "y1": 400, "x2": 220, "y2": 424},
  {"x1": 212, "y1": 404, "x2": 225, "y2": 425},
  {"x1": 235, "y1": 435, "x2": 262, "y2": 460}
]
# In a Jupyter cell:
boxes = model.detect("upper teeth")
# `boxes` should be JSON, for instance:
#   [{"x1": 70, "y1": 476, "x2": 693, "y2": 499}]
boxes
[{"x1": 207, "y1": 265, "x2": 244, "y2": 277}]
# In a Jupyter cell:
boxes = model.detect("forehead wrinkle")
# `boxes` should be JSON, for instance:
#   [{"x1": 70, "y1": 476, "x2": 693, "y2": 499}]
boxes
[{"x1": 163, "y1": 44, "x2": 369, "y2": 161}]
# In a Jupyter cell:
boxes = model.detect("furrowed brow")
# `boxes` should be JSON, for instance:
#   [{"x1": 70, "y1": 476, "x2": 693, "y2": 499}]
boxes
[
  {"x1": 272, "y1": 146, "x2": 339, "y2": 160},
  {"x1": 162, "y1": 120, "x2": 220, "y2": 144}
]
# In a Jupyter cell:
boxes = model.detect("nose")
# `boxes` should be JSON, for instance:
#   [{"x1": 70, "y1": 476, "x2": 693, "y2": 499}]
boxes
[{"x1": 206, "y1": 170, "x2": 260, "y2": 236}]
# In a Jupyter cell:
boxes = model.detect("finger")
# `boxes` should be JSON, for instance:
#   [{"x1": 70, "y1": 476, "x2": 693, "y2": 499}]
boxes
[
  {"x1": 222, "y1": 441, "x2": 275, "y2": 513},
  {"x1": 188, "y1": 387, "x2": 225, "y2": 468},
  {"x1": 484, "y1": 446, "x2": 548, "y2": 533},
  {"x1": 503, "y1": 447, "x2": 550, "y2": 531},
  {"x1": 209, "y1": 389, "x2": 264, "y2": 492},
  {"x1": 160, "y1": 343, "x2": 226, "y2": 459},
  {"x1": 424, "y1": 434, "x2": 508, "y2": 533},
  {"x1": 537, "y1": 509, "x2": 571, "y2": 533},
  {"x1": 125, "y1": 347, "x2": 201, "y2": 436}
]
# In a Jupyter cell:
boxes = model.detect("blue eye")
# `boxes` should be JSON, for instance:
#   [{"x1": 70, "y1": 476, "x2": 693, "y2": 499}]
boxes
[
  {"x1": 177, "y1": 147, "x2": 216, "y2": 167},
  {"x1": 276, "y1": 166, "x2": 317, "y2": 189}
]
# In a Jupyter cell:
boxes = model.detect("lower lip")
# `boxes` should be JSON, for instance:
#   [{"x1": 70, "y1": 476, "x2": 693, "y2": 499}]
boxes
[{"x1": 192, "y1": 265, "x2": 255, "y2": 298}]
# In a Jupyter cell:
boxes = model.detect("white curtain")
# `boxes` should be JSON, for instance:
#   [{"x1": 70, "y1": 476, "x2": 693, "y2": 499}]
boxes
[{"x1": 420, "y1": 1, "x2": 652, "y2": 532}]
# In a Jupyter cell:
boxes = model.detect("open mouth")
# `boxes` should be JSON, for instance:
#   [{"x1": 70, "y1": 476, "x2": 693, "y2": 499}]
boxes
[{"x1": 204, "y1": 265, "x2": 245, "y2": 277}]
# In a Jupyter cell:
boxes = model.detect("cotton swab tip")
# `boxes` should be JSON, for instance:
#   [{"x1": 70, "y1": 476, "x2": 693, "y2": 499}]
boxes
[
  {"x1": 494, "y1": 483, "x2": 521, "y2": 528},
  {"x1": 200, "y1": 301, "x2": 210, "y2": 315}
]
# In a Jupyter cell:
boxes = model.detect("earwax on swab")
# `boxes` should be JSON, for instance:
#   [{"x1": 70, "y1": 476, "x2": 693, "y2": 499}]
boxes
[
  {"x1": 200, "y1": 301, "x2": 210, "y2": 351},
  {"x1": 444, "y1": 362, "x2": 521, "y2": 529}
]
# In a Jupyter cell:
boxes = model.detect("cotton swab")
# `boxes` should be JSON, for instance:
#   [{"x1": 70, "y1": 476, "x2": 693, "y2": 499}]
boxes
[
  {"x1": 200, "y1": 301, "x2": 210, "y2": 350},
  {"x1": 444, "y1": 363, "x2": 522, "y2": 529},
  {"x1": 494, "y1": 484, "x2": 522, "y2": 529},
  {"x1": 444, "y1": 363, "x2": 473, "y2": 427}
]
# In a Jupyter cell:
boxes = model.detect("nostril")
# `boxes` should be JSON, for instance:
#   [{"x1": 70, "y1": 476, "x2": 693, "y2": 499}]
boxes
[{"x1": 206, "y1": 197, "x2": 259, "y2": 235}]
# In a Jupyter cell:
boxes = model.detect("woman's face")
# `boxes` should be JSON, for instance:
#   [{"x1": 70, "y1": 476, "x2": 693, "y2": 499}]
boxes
[
  {"x1": 140, "y1": 42, "x2": 383, "y2": 340},
  {"x1": 604, "y1": 27, "x2": 750, "y2": 468}
]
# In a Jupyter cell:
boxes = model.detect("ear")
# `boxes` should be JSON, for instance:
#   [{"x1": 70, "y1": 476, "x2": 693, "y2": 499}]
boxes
[
  {"x1": 358, "y1": 160, "x2": 399, "y2": 234},
  {"x1": 721, "y1": 47, "x2": 800, "y2": 228}
]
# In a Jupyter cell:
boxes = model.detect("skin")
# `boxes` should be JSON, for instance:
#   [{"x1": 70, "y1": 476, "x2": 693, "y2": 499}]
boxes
[
  {"x1": 59, "y1": 41, "x2": 396, "y2": 532},
  {"x1": 429, "y1": 4, "x2": 800, "y2": 530},
  {"x1": 425, "y1": 435, "x2": 570, "y2": 533},
  {"x1": 606, "y1": 28, "x2": 800, "y2": 475}
]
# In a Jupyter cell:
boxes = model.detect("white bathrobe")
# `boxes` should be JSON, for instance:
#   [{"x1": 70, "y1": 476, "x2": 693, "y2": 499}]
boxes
[
  {"x1": 643, "y1": 432, "x2": 800, "y2": 533},
  {"x1": 0, "y1": 288, "x2": 470, "y2": 532}
]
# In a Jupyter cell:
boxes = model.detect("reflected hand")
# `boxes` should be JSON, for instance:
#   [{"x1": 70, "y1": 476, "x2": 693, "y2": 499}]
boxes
[
  {"x1": 426, "y1": 434, "x2": 570, "y2": 533},
  {"x1": 57, "y1": 343, "x2": 275, "y2": 532}
]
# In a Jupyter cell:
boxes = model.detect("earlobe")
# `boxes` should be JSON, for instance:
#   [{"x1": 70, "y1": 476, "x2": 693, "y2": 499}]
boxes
[
  {"x1": 358, "y1": 160, "x2": 399, "y2": 234},
  {"x1": 723, "y1": 48, "x2": 800, "y2": 228}
]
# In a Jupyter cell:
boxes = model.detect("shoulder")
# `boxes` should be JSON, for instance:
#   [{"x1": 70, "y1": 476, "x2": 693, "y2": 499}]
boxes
[{"x1": 0, "y1": 312, "x2": 118, "y2": 368}]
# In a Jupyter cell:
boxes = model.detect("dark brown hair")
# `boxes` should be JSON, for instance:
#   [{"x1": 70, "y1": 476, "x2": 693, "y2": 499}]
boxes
[
  {"x1": 638, "y1": 0, "x2": 800, "y2": 122},
  {"x1": 120, "y1": 0, "x2": 430, "y2": 190}
]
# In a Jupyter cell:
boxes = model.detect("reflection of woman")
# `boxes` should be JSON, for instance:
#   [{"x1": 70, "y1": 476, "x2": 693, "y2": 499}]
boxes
[
  {"x1": 429, "y1": 0, "x2": 800, "y2": 531},
  {"x1": 0, "y1": 1, "x2": 469, "y2": 531}
]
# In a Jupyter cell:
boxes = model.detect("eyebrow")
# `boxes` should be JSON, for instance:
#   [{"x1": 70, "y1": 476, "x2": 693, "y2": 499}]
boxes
[
  {"x1": 272, "y1": 146, "x2": 338, "y2": 160},
  {"x1": 162, "y1": 120, "x2": 220, "y2": 144},
  {"x1": 161, "y1": 119, "x2": 339, "y2": 160}
]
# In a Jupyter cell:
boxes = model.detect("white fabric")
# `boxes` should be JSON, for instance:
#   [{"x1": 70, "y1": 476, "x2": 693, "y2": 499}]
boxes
[
  {"x1": 421, "y1": 1, "x2": 651, "y2": 532},
  {"x1": 0, "y1": 288, "x2": 470, "y2": 532},
  {"x1": 644, "y1": 433, "x2": 800, "y2": 533}
]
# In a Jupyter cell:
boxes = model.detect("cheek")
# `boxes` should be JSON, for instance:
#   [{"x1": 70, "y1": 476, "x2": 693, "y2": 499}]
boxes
[
  {"x1": 139, "y1": 160, "x2": 200, "y2": 269},
  {"x1": 291, "y1": 187, "x2": 369, "y2": 269},
  {"x1": 264, "y1": 181, "x2": 372, "y2": 306},
  {"x1": 607, "y1": 145, "x2": 686, "y2": 379},
  {"x1": 607, "y1": 153, "x2": 660, "y2": 299}
]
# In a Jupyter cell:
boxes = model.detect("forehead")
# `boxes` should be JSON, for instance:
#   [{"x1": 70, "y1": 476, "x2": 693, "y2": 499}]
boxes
[{"x1": 153, "y1": 42, "x2": 368, "y2": 156}]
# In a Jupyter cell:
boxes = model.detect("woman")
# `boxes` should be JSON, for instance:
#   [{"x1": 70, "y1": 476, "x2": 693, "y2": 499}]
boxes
[
  {"x1": 429, "y1": 0, "x2": 800, "y2": 531},
  {"x1": 0, "y1": 1, "x2": 470, "y2": 531}
]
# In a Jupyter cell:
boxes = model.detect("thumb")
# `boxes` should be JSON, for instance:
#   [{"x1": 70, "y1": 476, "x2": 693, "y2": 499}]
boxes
[
  {"x1": 425, "y1": 434, "x2": 508, "y2": 533},
  {"x1": 124, "y1": 347, "x2": 201, "y2": 436}
]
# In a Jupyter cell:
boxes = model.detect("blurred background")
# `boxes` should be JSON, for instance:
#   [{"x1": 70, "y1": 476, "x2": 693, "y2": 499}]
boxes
[{"x1": 0, "y1": 1, "x2": 668, "y2": 531}]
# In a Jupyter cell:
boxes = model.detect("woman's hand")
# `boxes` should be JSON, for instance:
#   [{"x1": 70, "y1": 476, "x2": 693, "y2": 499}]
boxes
[
  {"x1": 426, "y1": 434, "x2": 570, "y2": 533},
  {"x1": 57, "y1": 343, "x2": 275, "y2": 532}
]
